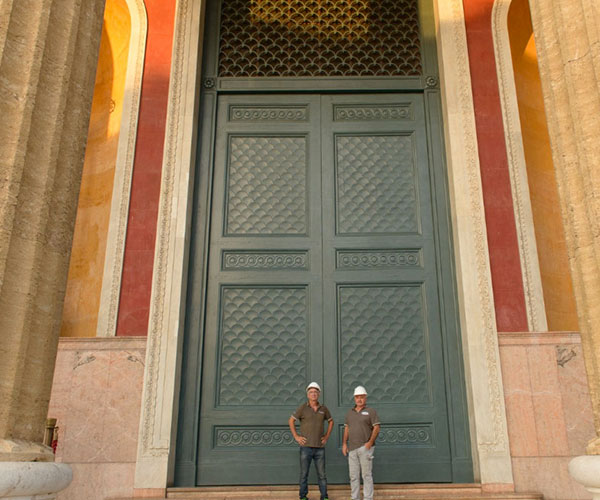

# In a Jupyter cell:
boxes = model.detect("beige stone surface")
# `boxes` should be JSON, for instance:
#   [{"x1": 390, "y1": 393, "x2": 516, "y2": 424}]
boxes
[
  {"x1": 0, "y1": 438, "x2": 55, "y2": 462},
  {"x1": 528, "y1": 0, "x2": 600, "y2": 452},
  {"x1": 0, "y1": 0, "x2": 105, "y2": 455}
]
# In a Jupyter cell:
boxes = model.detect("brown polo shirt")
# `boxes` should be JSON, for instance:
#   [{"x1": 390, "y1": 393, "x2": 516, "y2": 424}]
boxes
[
  {"x1": 291, "y1": 402, "x2": 333, "y2": 448},
  {"x1": 344, "y1": 406, "x2": 380, "y2": 451}
]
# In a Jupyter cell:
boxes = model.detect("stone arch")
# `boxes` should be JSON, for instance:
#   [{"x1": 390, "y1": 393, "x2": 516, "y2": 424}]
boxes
[
  {"x1": 96, "y1": 0, "x2": 148, "y2": 337},
  {"x1": 492, "y1": 0, "x2": 578, "y2": 332},
  {"x1": 492, "y1": 0, "x2": 547, "y2": 332}
]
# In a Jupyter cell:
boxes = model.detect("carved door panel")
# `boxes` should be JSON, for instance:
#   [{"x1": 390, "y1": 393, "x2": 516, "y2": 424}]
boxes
[
  {"x1": 196, "y1": 93, "x2": 452, "y2": 484},
  {"x1": 321, "y1": 94, "x2": 452, "y2": 481},
  {"x1": 197, "y1": 95, "x2": 324, "y2": 484}
]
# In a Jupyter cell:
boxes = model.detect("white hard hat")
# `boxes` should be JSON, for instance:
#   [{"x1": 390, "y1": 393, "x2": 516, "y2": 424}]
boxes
[
  {"x1": 353, "y1": 385, "x2": 368, "y2": 396},
  {"x1": 306, "y1": 382, "x2": 321, "y2": 392}
]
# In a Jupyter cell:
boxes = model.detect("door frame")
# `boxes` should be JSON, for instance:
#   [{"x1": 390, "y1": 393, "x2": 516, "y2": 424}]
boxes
[
  {"x1": 177, "y1": 0, "x2": 472, "y2": 485},
  {"x1": 133, "y1": 0, "x2": 514, "y2": 491}
]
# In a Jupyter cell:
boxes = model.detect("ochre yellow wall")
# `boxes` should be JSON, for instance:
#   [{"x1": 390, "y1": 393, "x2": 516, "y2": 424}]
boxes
[
  {"x1": 61, "y1": 0, "x2": 131, "y2": 337},
  {"x1": 507, "y1": 0, "x2": 578, "y2": 331}
]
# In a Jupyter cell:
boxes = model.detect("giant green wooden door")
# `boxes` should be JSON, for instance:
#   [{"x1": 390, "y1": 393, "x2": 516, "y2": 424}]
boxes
[{"x1": 196, "y1": 93, "x2": 455, "y2": 484}]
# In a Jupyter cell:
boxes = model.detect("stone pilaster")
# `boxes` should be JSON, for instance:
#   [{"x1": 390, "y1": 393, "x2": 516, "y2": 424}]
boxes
[
  {"x1": 528, "y1": 0, "x2": 600, "y2": 453},
  {"x1": 0, "y1": 0, "x2": 105, "y2": 463}
]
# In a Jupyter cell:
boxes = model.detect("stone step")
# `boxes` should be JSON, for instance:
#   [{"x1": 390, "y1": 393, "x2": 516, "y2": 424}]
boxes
[{"x1": 159, "y1": 484, "x2": 543, "y2": 500}]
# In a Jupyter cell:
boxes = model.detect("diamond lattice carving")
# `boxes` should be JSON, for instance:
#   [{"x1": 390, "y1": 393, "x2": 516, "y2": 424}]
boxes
[
  {"x1": 336, "y1": 135, "x2": 418, "y2": 234},
  {"x1": 218, "y1": 287, "x2": 308, "y2": 405},
  {"x1": 218, "y1": 0, "x2": 422, "y2": 77},
  {"x1": 338, "y1": 286, "x2": 429, "y2": 403},
  {"x1": 226, "y1": 136, "x2": 307, "y2": 235}
]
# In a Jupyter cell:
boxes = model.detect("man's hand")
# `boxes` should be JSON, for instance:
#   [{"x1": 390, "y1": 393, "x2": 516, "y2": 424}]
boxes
[
  {"x1": 364, "y1": 442, "x2": 372, "y2": 450},
  {"x1": 320, "y1": 436, "x2": 328, "y2": 445},
  {"x1": 295, "y1": 435, "x2": 307, "y2": 446},
  {"x1": 342, "y1": 443, "x2": 348, "y2": 456}
]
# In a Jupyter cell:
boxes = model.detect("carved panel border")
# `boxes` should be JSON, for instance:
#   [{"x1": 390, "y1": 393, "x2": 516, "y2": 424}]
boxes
[
  {"x1": 333, "y1": 103, "x2": 414, "y2": 121},
  {"x1": 222, "y1": 250, "x2": 308, "y2": 270},
  {"x1": 336, "y1": 249, "x2": 421, "y2": 269},
  {"x1": 214, "y1": 427, "x2": 295, "y2": 448},
  {"x1": 229, "y1": 105, "x2": 308, "y2": 122},
  {"x1": 435, "y1": 0, "x2": 512, "y2": 483},
  {"x1": 377, "y1": 424, "x2": 434, "y2": 447}
]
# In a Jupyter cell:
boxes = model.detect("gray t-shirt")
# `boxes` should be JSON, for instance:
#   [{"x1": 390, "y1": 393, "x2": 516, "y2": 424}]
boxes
[
  {"x1": 344, "y1": 406, "x2": 380, "y2": 451},
  {"x1": 292, "y1": 403, "x2": 333, "y2": 448}
]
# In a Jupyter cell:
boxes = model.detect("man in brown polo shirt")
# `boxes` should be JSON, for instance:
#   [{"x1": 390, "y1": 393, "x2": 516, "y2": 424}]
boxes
[
  {"x1": 342, "y1": 385, "x2": 380, "y2": 500},
  {"x1": 288, "y1": 382, "x2": 333, "y2": 500}
]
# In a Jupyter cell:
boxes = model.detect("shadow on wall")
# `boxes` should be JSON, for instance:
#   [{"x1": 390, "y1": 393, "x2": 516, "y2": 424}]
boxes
[
  {"x1": 507, "y1": 0, "x2": 578, "y2": 332},
  {"x1": 61, "y1": 0, "x2": 131, "y2": 338}
]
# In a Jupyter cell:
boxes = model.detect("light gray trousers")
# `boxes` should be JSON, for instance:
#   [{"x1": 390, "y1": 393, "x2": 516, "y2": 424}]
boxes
[{"x1": 348, "y1": 445, "x2": 375, "y2": 500}]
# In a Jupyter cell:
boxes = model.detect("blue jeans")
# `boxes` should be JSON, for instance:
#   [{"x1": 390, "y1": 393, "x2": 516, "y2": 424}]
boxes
[{"x1": 299, "y1": 446, "x2": 328, "y2": 499}]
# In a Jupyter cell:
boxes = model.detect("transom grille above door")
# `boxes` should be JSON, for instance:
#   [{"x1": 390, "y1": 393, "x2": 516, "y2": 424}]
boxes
[{"x1": 218, "y1": 0, "x2": 423, "y2": 77}]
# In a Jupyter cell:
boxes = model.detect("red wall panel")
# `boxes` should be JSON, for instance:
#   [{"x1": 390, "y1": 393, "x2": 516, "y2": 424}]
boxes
[
  {"x1": 463, "y1": 0, "x2": 529, "y2": 331},
  {"x1": 116, "y1": 0, "x2": 176, "y2": 336}
]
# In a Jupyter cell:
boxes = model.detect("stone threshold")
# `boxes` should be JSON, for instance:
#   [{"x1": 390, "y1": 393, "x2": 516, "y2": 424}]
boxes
[{"x1": 113, "y1": 484, "x2": 542, "y2": 500}]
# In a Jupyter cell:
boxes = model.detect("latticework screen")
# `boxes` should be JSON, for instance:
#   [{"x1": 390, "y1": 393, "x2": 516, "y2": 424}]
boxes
[{"x1": 218, "y1": 0, "x2": 423, "y2": 77}]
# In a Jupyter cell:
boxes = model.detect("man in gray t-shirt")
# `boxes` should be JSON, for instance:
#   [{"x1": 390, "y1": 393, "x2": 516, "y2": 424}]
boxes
[
  {"x1": 288, "y1": 382, "x2": 333, "y2": 500},
  {"x1": 342, "y1": 386, "x2": 380, "y2": 500}
]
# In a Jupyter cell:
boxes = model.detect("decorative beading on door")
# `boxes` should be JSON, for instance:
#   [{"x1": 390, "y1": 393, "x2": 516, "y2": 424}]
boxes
[{"x1": 218, "y1": 0, "x2": 423, "y2": 77}]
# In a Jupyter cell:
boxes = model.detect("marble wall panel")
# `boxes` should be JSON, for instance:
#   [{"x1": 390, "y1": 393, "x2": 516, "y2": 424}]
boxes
[
  {"x1": 499, "y1": 345, "x2": 538, "y2": 456},
  {"x1": 526, "y1": 345, "x2": 570, "y2": 456},
  {"x1": 49, "y1": 338, "x2": 145, "y2": 498},
  {"x1": 556, "y1": 344, "x2": 595, "y2": 455},
  {"x1": 57, "y1": 462, "x2": 136, "y2": 500},
  {"x1": 499, "y1": 332, "x2": 594, "y2": 499}
]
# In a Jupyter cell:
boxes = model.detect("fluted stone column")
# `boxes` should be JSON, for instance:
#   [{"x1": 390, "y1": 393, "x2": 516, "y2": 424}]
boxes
[
  {"x1": 528, "y1": 0, "x2": 600, "y2": 453},
  {"x1": 0, "y1": 0, "x2": 105, "y2": 496},
  {"x1": 528, "y1": 0, "x2": 600, "y2": 495}
]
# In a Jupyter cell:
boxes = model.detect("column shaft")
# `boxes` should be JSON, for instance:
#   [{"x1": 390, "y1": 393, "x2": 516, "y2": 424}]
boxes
[
  {"x1": 0, "y1": 0, "x2": 105, "y2": 452},
  {"x1": 528, "y1": 0, "x2": 600, "y2": 452}
]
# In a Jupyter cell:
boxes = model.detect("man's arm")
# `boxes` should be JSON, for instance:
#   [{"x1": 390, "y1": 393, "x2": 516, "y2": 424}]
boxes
[
  {"x1": 321, "y1": 417, "x2": 334, "y2": 445},
  {"x1": 364, "y1": 424, "x2": 380, "y2": 450},
  {"x1": 342, "y1": 425, "x2": 349, "y2": 456},
  {"x1": 288, "y1": 416, "x2": 307, "y2": 446}
]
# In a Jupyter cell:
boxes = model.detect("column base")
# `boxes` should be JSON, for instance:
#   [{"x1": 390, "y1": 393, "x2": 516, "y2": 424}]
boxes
[
  {"x1": 569, "y1": 455, "x2": 600, "y2": 500},
  {"x1": 0, "y1": 439, "x2": 54, "y2": 462},
  {"x1": 0, "y1": 462, "x2": 72, "y2": 500}
]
